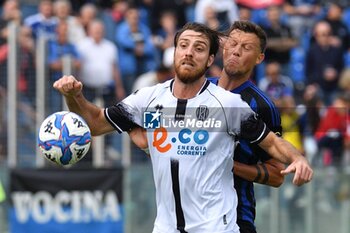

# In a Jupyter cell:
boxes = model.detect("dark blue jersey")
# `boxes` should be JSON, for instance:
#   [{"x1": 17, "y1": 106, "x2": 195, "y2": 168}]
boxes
[{"x1": 209, "y1": 77, "x2": 282, "y2": 228}]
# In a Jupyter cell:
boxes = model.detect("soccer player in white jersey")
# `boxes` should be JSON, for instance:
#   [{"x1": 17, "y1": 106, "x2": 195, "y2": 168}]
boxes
[{"x1": 54, "y1": 22, "x2": 313, "y2": 233}]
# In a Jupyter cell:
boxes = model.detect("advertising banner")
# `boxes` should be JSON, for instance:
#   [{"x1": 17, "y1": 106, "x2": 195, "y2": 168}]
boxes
[{"x1": 9, "y1": 168, "x2": 123, "y2": 233}]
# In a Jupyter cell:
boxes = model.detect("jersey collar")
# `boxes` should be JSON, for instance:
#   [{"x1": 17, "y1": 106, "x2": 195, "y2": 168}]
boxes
[
  {"x1": 169, "y1": 79, "x2": 211, "y2": 97},
  {"x1": 231, "y1": 80, "x2": 252, "y2": 94}
]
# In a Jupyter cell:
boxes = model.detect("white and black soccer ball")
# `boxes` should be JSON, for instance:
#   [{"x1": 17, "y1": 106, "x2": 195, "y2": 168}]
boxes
[{"x1": 38, "y1": 111, "x2": 91, "y2": 166}]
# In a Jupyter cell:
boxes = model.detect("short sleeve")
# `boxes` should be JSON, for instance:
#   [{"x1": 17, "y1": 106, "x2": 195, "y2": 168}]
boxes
[
  {"x1": 227, "y1": 94, "x2": 270, "y2": 144},
  {"x1": 239, "y1": 113, "x2": 270, "y2": 144},
  {"x1": 104, "y1": 86, "x2": 156, "y2": 132}
]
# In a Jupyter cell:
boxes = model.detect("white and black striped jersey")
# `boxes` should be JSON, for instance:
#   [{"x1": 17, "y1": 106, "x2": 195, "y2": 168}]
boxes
[{"x1": 105, "y1": 79, "x2": 270, "y2": 233}]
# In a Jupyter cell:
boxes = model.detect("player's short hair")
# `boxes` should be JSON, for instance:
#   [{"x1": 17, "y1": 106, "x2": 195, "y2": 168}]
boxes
[
  {"x1": 174, "y1": 22, "x2": 222, "y2": 57},
  {"x1": 226, "y1": 21, "x2": 267, "y2": 53}
]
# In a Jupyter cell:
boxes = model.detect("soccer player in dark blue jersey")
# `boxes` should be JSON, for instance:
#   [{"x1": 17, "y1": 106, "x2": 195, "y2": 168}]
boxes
[{"x1": 213, "y1": 20, "x2": 286, "y2": 233}]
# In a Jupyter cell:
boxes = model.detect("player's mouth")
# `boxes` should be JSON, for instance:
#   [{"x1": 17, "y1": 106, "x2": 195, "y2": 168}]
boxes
[
  {"x1": 181, "y1": 61, "x2": 195, "y2": 67},
  {"x1": 226, "y1": 58, "x2": 239, "y2": 66}
]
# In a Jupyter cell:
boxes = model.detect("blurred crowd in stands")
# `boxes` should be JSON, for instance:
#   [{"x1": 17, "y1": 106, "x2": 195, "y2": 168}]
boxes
[{"x1": 1, "y1": 0, "x2": 350, "y2": 169}]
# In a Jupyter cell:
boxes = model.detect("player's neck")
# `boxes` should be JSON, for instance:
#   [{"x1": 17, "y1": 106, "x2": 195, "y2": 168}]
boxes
[
  {"x1": 219, "y1": 72, "x2": 249, "y2": 91},
  {"x1": 173, "y1": 77, "x2": 206, "y2": 99}
]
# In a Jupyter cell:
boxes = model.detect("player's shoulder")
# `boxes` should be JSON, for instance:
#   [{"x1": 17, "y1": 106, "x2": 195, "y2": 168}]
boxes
[
  {"x1": 206, "y1": 81, "x2": 247, "y2": 108},
  {"x1": 132, "y1": 79, "x2": 172, "y2": 98},
  {"x1": 241, "y1": 81, "x2": 276, "y2": 105}
]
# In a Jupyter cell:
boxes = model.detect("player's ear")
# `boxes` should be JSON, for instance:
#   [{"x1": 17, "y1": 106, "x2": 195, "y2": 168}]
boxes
[
  {"x1": 256, "y1": 53, "x2": 265, "y2": 65},
  {"x1": 207, "y1": 54, "x2": 215, "y2": 68}
]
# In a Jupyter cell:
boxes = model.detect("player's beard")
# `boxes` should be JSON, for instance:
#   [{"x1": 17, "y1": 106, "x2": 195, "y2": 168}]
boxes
[
  {"x1": 223, "y1": 62, "x2": 244, "y2": 78},
  {"x1": 223, "y1": 59, "x2": 250, "y2": 79},
  {"x1": 175, "y1": 62, "x2": 207, "y2": 84}
]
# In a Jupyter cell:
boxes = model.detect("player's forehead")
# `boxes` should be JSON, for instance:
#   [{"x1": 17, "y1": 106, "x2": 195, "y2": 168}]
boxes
[
  {"x1": 178, "y1": 30, "x2": 210, "y2": 46},
  {"x1": 227, "y1": 29, "x2": 259, "y2": 44}
]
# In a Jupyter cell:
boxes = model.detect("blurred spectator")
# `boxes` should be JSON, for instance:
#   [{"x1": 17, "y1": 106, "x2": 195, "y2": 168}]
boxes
[
  {"x1": 195, "y1": 0, "x2": 238, "y2": 31},
  {"x1": 132, "y1": 63, "x2": 172, "y2": 92},
  {"x1": 18, "y1": 26, "x2": 36, "y2": 105},
  {"x1": 47, "y1": 21, "x2": 81, "y2": 113},
  {"x1": 258, "y1": 61, "x2": 294, "y2": 106},
  {"x1": 283, "y1": 0, "x2": 322, "y2": 38},
  {"x1": 23, "y1": 0, "x2": 57, "y2": 41},
  {"x1": 261, "y1": 5, "x2": 298, "y2": 75},
  {"x1": 110, "y1": 0, "x2": 129, "y2": 25},
  {"x1": 300, "y1": 84, "x2": 323, "y2": 134},
  {"x1": 0, "y1": 0, "x2": 21, "y2": 158},
  {"x1": 134, "y1": 0, "x2": 187, "y2": 33},
  {"x1": 315, "y1": 93, "x2": 350, "y2": 166},
  {"x1": 77, "y1": 19, "x2": 125, "y2": 105},
  {"x1": 298, "y1": 85, "x2": 323, "y2": 162},
  {"x1": 0, "y1": 0, "x2": 21, "y2": 46},
  {"x1": 305, "y1": 20, "x2": 344, "y2": 105},
  {"x1": 238, "y1": 5, "x2": 252, "y2": 21},
  {"x1": 203, "y1": 7, "x2": 223, "y2": 78},
  {"x1": 184, "y1": 0, "x2": 196, "y2": 22},
  {"x1": 343, "y1": 92, "x2": 350, "y2": 169},
  {"x1": 323, "y1": 2, "x2": 350, "y2": 52},
  {"x1": 53, "y1": 0, "x2": 86, "y2": 45},
  {"x1": 0, "y1": 0, "x2": 21, "y2": 87},
  {"x1": 77, "y1": 3, "x2": 98, "y2": 35},
  {"x1": 152, "y1": 10, "x2": 178, "y2": 63},
  {"x1": 134, "y1": 0, "x2": 152, "y2": 28},
  {"x1": 115, "y1": 6, "x2": 157, "y2": 94},
  {"x1": 339, "y1": 68, "x2": 350, "y2": 93},
  {"x1": 202, "y1": 6, "x2": 220, "y2": 30},
  {"x1": 279, "y1": 95, "x2": 304, "y2": 152},
  {"x1": 77, "y1": 19, "x2": 125, "y2": 161}
]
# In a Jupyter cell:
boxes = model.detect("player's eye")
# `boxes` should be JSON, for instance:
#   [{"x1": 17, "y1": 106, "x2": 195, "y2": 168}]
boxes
[
  {"x1": 195, "y1": 46, "x2": 204, "y2": 52},
  {"x1": 243, "y1": 45, "x2": 253, "y2": 51},
  {"x1": 229, "y1": 41, "x2": 237, "y2": 47},
  {"x1": 226, "y1": 41, "x2": 238, "y2": 50},
  {"x1": 179, "y1": 42, "x2": 188, "y2": 49}
]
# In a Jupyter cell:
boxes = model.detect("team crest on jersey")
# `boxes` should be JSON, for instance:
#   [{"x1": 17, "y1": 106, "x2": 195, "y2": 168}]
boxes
[{"x1": 196, "y1": 105, "x2": 209, "y2": 121}]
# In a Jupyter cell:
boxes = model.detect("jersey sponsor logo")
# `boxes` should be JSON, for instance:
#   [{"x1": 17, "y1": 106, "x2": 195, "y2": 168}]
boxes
[{"x1": 153, "y1": 127, "x2": 208, "y2": 155}]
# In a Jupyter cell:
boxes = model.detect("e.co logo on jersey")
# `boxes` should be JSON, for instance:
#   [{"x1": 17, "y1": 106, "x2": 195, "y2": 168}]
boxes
[{"x1": 152, "y1": 127, "x2": 209, "y2": 153}]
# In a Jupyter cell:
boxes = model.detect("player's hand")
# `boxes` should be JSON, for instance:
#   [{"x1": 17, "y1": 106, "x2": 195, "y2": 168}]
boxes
[
  {"x1": 53, "y1": 75, "x2": 83, "y2": 97},
  {"x1": 280, "y1": 156, "x2": 313, "y2": 186},
  {"x1": 128, "y1": 127, "x2": 148, "y2": 150}
]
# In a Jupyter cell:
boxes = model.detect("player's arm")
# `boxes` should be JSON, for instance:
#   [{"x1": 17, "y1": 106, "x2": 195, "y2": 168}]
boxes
[
  {"x1": 258, "y1": 132, "x2": 313, "y2": 186},
  {"x1": 234, "y1": 158, "x2": 285, "y2": 187},
  {"x1": 239, "y1": 113, "x2": 312, "y2": 186},
  {"x1": 128, "y1": 127, "x2": 148, "y2": 150},
  {"x1": 53, "y1": 75, "x2": 115, "y2": 136}
]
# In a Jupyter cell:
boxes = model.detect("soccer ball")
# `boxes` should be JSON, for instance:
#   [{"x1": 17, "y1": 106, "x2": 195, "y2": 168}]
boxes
[{"x1": 38, "y1": 111, "x2": 91, "y2": 166}]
